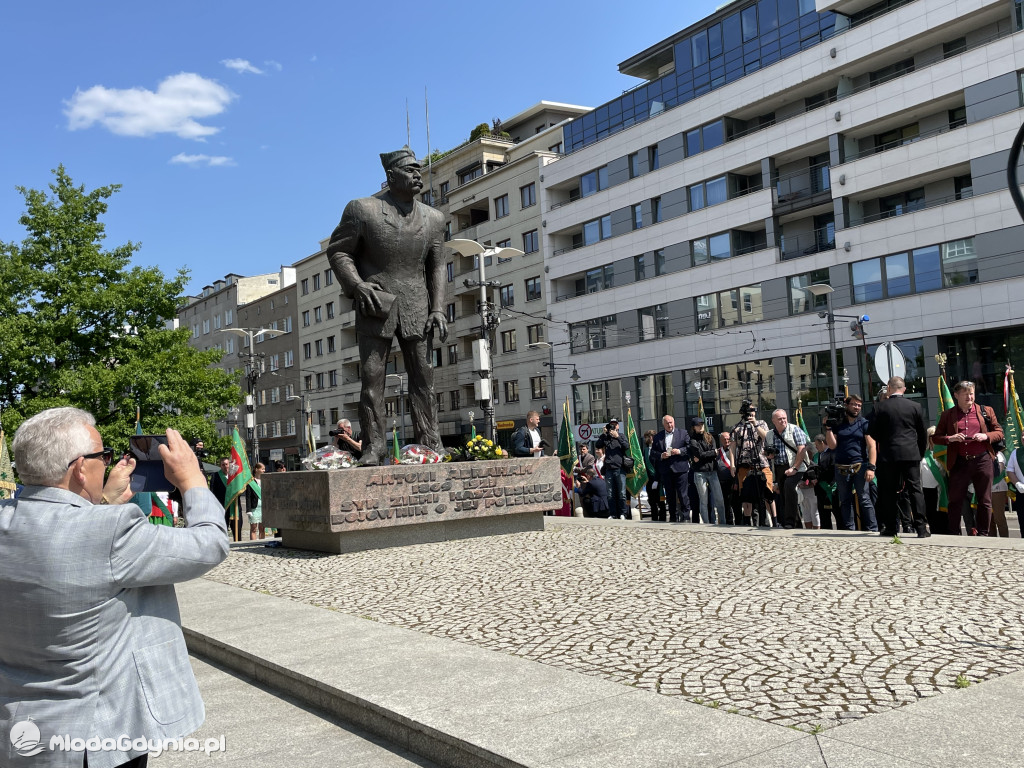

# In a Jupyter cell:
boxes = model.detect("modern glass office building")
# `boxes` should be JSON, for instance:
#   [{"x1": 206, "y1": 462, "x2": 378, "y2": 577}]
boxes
[{"x1": 542, "y1": 0, "x2": 1024, "y2": 436}]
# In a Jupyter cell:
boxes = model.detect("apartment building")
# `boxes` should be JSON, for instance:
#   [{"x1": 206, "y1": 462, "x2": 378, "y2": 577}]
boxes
[
  {"x1": 177, "y1": 268, "x2": 297, "y2": 442},
  {"x1": 543, "y1": 0, "x2": 1024, "y2": 437}
]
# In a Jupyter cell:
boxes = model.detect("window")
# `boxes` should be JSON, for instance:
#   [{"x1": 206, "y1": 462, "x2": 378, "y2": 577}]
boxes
[
  {"x1": 648, "y1": 144, "x2": 659, "y2": 171},
  {"x1": 638, "y1": 304, "x2": 669, "y2": 340},
  {"x1": 213, "y1": 313, "x2": 221, "y2": 330},
  {"x1": 446, "y1": 262, "x2": 454, "y2": 282},
  {"x1": 202, "y1": 319, "x2": 210, "y2": 334},
  {"x1": 632, "y1": 204, "x2": 643, "y2": 230},
  {"x1": 225, "y1": 337, "x2": 234, "y2": 353},
  {"x1": 527, "y1": 324, "x2": 544, "y2": 345},
  {"x1": 634, "y1": 249, "x2": 666, "y2": 280},
  {"x1": 523, "y1": 229, "x2": 539, "y2": 253},
  {"x1": 450, "y1": 391, "x2": 460, "y2": 411},
  {"x1": 438, "y1": 180, "x2": 449, "y2": 201},
  {"x1": 303, "y1": 342, "x2": 311, "y2": 360},
  {"x1": 302, "y1": 310, "x2": 310, "y2": 327},
  {"x1": 270, "y1": 387, "x2": 280, "y2": 404},
  {"x1": 689, "y1": 175, "x2": 727, "y2": 210},
  {"x1": 580, "y1": 166, "x2": 608, "y2": 198},
  {"x1": 459, "y1": 165, "x2": 483, "y2": 185},
  {"x1": 282, "y1": 316, "x2": 292, "y2": 333},
  {"x1": 788, "y1": 269, "x2": 831, "y2": 314},
  {"x1": 521, "y1": 183, "x2": 536, "y2": 208},
  {"x1": 500, "y1": 285, "x2": 514, "y2": 307},
  {"x1": 191, "y1": 324, "x2": 198, "y2": 338},
  {"x1": 326, "y1": 301, "x2": 335, "y2": 319},
  {"x1": 329, "y1": 370, "x2": 338, "y2": 387},
  {"x1": 879, "y1": 187, "x2": 925, "y2": 219},
  {"x1": 685, "y1": 120, "x2": 725, "y2": 157},
  {"x1": 448, "y1": 344, "x2": 458, "y2": 365},
  {"x1": 695, "y1": 293, "x2": 719, "y2": 332},
  {"x1": 421, "y1": 190, "x2": 433, "y2": 205},
  {"x1": 314, "y1": 306, "x2": 322, "y2": 323},
  {"x1": 436, "y1": 393, "x2": 445, "y2": 412},
  {"x1": 943, "y1": 37, "x2": 967, "y2": 59},
  {"x1": 531, "y1": 376, "x2": 548, "y2": 399},
  {"x1": 224, "y1": 308, "x2": 233, "y2": 324},
  {"x1": 651, "y1": 197, "x2": 662, "y2": 224},
  {"x1": 431, "y1": 348, "x2": 442, "y2": 367},
  {"x1": 954, "y1": 175, "x2": 973, "y2": 200},
  {"x1": 549, "y1": 142, "x2": 563, "y2": 154},
  {"x1": 327, "y1": 335, "x2": 336, "y2": 353},
  {"x1": 495, "y1": 194, "x2": 509, "y2": 218},
  {"x1": 284, "y1": 350, "x2": 294, "y2": 367},
  {"x1": 692, "y1": 232, "x2": 732, "y2": 266},
  {"x1": 525, "y1": 277, "x2": 541, "y2": 302},
  {"x1": 942, "y1": 238, "x2": 977, "y2": 286},
  {"x1": 324, "y1": 269, "x2": 333, "y2": 286},
  {"x1": 270, "y1": 354, "x2": 280, "y2": 371},
  {"x1": 582, "y1": 215, "x2": 612, "y2": 245},
  {"x1": 496, "y1": 238, "x2": 511, "y2": 248},
  {"x1": 501, "y1": 329, "x2": 517, "y2": 352},
  {"x1": 312, "y1": 273, "x2": 321, "y2": 291},
  {"x1": 577, "y1": 265, "x2": 614, "y2": 295},
  {"x1": 628, "y1": 152, "x2": 640, "y2": 178},
  {"x1": 316, "y1": 372, "x2": 325, "y2": 389},
  {"x1": 446, "y1": 303, "x2": 456, "y2": 322},
  {"x1": 315, "y1": 339, "x2": 324, "y2": 356},
  {"x1": 304, "y1": 375, "x2": 313, "y2": 391},
  {"x1": 301, "y1": 278, "x2": 309, "y2": 295},
  {"x1": 504, "y1": 380, "x2": 520, "y2": 402}
]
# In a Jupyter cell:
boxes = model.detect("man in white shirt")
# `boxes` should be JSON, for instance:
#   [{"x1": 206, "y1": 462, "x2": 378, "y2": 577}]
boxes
[{"x1": 512, "y1": 411, "x2": 546, "y2": 458}]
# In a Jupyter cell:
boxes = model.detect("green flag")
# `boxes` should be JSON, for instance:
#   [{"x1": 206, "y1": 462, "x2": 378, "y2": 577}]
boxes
[
  {"x1": 557, "y1": 397, "x2": 577, "y2": 476},
  {"x1": 625, "y1": 408, "x2": 648, "y2": 496},
  {"x1": 392, "y1": 425, "x2": 401, "y2": 464},
  {"x1": 0, "y1": 428, "x2": 16, "y2": 500},
  {"x1": 1004, "y1": 366, "x2": 1024, "y2": 498},
  {"x1": 796, "y1": 399, "x2": 808, "y2": 435},
  {"x1": 225, "y1": 427, "x2": 253, "y2": 511},
  {"x1": 931, "y1": 376, "x2": 955, "y2": 467}
]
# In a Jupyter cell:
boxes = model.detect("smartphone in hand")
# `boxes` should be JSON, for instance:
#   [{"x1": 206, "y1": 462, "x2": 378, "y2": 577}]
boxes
[{"x1": 128, "y1": 434, "x2": 175, "y2": 493}]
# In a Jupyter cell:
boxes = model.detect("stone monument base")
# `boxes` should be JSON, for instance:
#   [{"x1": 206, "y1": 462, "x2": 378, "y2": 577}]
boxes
[
  {"x1": 280, "y1": 511, "x2": 543, "y2": 554},
  {"x1": 262, "y1": 457, "x2": 561, "y2": 554}
]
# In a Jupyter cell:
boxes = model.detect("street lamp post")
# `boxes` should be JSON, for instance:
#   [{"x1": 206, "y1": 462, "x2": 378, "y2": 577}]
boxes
[
  {"x1": 218, "y1": 327, "x2": 285, "y2": 466},
  {"x1": 448, "y1": 239, "x2": 524, "y2": 442},
  {"x1": 385, "y1": 373, "x2": 406, "y2": 446},
  {"x1": 805, "y1": 284, "x2": 838, "y2": 399},
  {"x1": 286, "y1": 395, "x2": 311, "y2": 458}
]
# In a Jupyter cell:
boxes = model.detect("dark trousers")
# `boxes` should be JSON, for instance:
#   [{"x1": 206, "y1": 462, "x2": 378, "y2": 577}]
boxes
[
  {"x1": 646, "y1": 476, "x2": 666, "y2": 521},
  {"x1": 816, "y1": 486, "x2": 841, "y2": 529},
  {"x1": 876, "y1": 460, "x2": 927, "y2": 534},
  {"x1": 662, "y1": 469, "x2": 691, "y2": 522},
  {"x1": 923, "y1": 486, "x2": 946, "y2": 534},
  {"x1": 718, "y1": 468, "x2": 740, "y2": 524},
  {"x1": 358, "y1": 331, "x2": 439, "y2": 463},
  {"x1": 947, "y1": 454, "x2": 994, "y2": 535}
]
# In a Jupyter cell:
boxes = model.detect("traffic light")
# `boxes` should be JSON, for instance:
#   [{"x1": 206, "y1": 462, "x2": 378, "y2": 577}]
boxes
[{"x1": 849, "y1": 314, "x2": 869, "y2": 340}]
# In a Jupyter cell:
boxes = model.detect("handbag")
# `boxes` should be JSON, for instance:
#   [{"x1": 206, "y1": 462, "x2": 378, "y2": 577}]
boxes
[{"x1": 623, "y1": 456, "x2": 635, "y2": 472}]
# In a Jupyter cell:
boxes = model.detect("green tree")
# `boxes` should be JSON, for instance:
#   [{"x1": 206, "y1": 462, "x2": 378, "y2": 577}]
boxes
[{"x1": 0, "y1": 166, "x2": 239, "y2": 452}]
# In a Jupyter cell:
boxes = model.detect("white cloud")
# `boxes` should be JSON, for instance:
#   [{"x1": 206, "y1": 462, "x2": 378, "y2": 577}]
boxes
[
  {"x1": 309, "y1": 54, "x2": 317, "y2": 62},
  {"x1": 169, "y1": 153, "x2": 235, "y2": 167},
  {"x1": 264, "y1": 60, "x2": 282, "y2": 71},
  {"x1": 222, "y1": 58, "x2": 264, "y2": 75},
  {"x1": 65, "y1": 73, "x2": 235, "y2": 140}
]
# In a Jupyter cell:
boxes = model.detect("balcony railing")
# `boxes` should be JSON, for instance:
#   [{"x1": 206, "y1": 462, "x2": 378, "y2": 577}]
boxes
[
  {"x1": 779, "y1": 226, "x2": 836, "y2": 261},
  {"x1": 846, "y1": 190, "x2": 969, "y2": 227}
]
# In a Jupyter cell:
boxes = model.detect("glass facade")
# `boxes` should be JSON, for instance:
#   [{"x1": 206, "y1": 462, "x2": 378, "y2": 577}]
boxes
[{"x1": 563, "y1": 0, "x2": 836, "y2": 152}]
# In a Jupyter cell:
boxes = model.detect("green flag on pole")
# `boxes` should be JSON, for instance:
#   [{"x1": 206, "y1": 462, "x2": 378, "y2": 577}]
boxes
[
  {"x1": 927, "y1": 375, "x2": 956, "y2": 513},
  {"x1": 225, "y1": 427, "x2": 253, "y2": 512},
  {"x1": 625, "y1": 408, "x2": 648, "y2": 497},
  {"x1": 392, "y1": 424, "x2": 401, "y2": 464},
  {"x1": 557, "y1": 397, "x2": 577, "y2": 476},
  {"x1": 796, "y1": 399, "x2": 808, "y2": 435},
  {"x1": 1004, "y1": 365, "x2": 1024, "y2": 500}
]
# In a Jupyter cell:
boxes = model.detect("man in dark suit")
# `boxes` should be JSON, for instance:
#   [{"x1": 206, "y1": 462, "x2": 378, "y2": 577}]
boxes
[
  {"x1": 575, "y1": 468, "x2": 610, "y2": 518},
  {"x1": 652, "y1": 414, "x2": 691, "y2": 523},
  {"x1": 868, "y1": 376, "x2": 930, "y2": 537},
  {"x1": 933, "y1": 380, "x2": 1003, "y2": 535}
]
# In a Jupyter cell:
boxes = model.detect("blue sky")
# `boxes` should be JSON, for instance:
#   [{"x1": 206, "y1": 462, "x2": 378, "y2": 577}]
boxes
[{"x1": 1, "y1": 0, "x2": 723, "y2": 295}]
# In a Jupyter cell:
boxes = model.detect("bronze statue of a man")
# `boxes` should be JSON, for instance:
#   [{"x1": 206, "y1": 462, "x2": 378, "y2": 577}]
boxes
[{"x1": 326, "y1": 147, "x2": 448, "y2": 465}]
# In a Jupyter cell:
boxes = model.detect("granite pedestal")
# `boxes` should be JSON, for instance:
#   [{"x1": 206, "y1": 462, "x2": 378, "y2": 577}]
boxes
[{"x1": 262, "y1": 457, "x2": 560, "y2": 553}]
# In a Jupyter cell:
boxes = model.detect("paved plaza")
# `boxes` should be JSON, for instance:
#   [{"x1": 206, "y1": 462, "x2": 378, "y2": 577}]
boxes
[{"x1": 203, "y1": 520, "x2": 1024, "y2": 732}]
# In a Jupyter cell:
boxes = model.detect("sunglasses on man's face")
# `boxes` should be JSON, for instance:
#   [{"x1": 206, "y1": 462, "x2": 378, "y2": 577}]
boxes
[{"x1": 67, "y1": 447, "x2": 115, "y2": 468}]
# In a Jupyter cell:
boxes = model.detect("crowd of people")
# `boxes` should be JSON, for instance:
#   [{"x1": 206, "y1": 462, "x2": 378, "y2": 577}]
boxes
[{"x1": 561, "y1": 377, "x2": 1017, "y2": 538}]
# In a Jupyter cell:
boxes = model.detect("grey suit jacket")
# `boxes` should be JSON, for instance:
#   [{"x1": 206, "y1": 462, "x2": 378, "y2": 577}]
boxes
[{"x1": 1, "y1": 486, "x2": 229, "y2": 768}]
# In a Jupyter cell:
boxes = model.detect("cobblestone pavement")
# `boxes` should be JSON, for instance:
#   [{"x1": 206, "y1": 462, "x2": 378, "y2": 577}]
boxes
[{"x1": 205, "y1": 524, "x2": 1024, "y2": 730}]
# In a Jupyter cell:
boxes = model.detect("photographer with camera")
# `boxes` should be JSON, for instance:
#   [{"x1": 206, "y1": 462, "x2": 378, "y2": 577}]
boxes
[
  {"x1": 596, "y1": 418, "x2": 630, "y2": 519},
  {"x1": 331, "y1": 418, "x2": 363, "y2": 460},
  {"x1": 824, "y1": 394, "x2": 878, "y2": 532},
  {"x1": 729, "y1": 401, "x2": 776, "y2": 527}
]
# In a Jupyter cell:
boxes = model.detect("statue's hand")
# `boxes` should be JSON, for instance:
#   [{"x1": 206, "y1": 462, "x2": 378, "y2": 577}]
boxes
[
  {"x1": 354, "y1": 282, "x2": 383, "y2": 317},
  {"x1": 424, "y1": 311, "x2": 448, "y2": 343}
]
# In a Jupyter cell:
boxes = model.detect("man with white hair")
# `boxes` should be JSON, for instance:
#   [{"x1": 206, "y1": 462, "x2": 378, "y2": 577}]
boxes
[
  {"x1": 333, "y1": 418, "x2": 363, "y2": 460},
  {"x1": 0, "y1": 407, "x2": 229, "y2": 767}
]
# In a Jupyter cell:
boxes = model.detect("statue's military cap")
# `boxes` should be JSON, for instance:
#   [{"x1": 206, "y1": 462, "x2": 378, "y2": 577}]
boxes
[{"x1": 380, "y1": 146, "x2": 419, "y2": 171}]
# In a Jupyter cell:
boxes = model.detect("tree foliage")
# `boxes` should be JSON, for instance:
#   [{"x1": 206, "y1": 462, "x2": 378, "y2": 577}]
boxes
[{"x1": 0, "y1": 166, "x2": 239, "y2": 453}]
